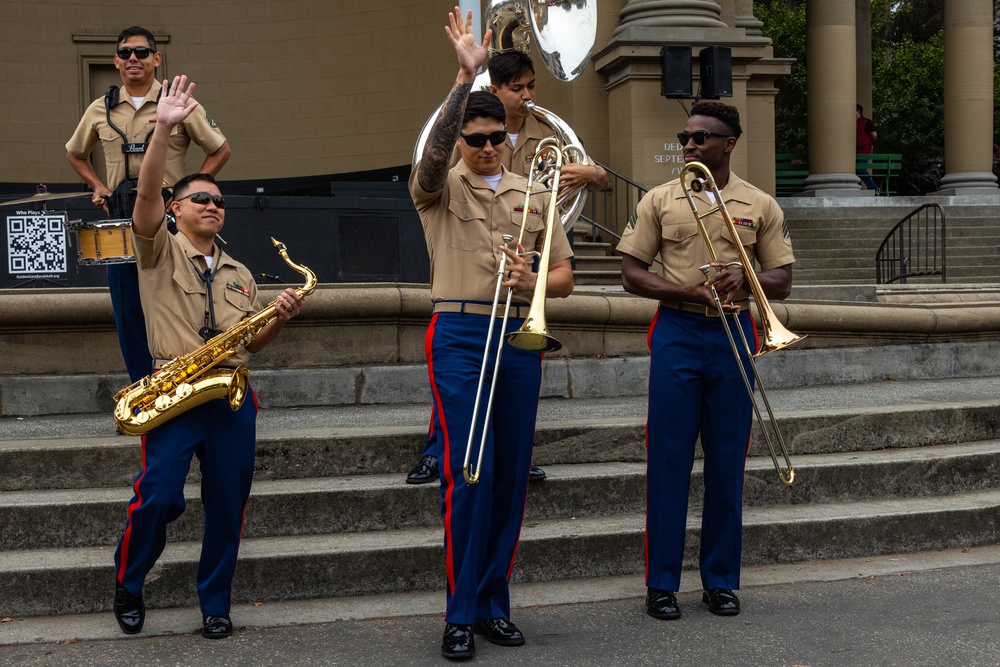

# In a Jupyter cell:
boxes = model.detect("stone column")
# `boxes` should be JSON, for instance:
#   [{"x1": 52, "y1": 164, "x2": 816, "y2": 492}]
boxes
[
  {"x1": 735, "y1": 0, "x2": 764, "y2": 37},
  {"x1": 613, "y1": 0, "x2": 727, "y2": 35},
  {"x1": 855, "y1": 0, "x2": 872, "y2": 115},
  {"x1": 937, "y1": 0, "x2": 999, "y2": 194},
  {"x1": 801, "y1": 0, "x2": 865, "y2": 196}
]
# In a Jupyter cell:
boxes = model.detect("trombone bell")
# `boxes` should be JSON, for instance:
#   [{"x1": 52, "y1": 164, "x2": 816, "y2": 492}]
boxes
[{"x1": 505, "y1": 321, "x2": 561, "y2": 352}]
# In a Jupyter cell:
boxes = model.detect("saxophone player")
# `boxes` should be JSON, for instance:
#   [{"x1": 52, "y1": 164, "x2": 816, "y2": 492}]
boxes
[{"x1": 111, "y1": 75, "x2": 302, "y2": 640}]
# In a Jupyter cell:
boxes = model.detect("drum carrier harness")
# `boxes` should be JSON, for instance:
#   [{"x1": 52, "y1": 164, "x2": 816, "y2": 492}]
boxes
[{"x1": 103, "y1": 83, "x2": 161, "y2": 218}]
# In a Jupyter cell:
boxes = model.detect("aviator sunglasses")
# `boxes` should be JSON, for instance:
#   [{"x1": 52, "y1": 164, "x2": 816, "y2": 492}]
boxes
[
  {"x1": 460, "y1": 129, "x2": 508, "y2": 148},
  {"x1": 677, "y1": 130, "x2": 733, "y2": 145},
  {"x1": 116, "y1": 46, "x2": 155, "y2": 60},
  {"x1": 175, "y1": 192, "x2": 226, "y2": 209}
]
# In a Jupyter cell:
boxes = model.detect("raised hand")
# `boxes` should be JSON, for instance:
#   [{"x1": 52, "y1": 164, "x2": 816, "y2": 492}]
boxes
[
  {"x1": 156, "y1": 75, "x2": 199, "y2": 128},
  {"x1": 445, "y1": 7, "x2": 491, "y2": 77}
]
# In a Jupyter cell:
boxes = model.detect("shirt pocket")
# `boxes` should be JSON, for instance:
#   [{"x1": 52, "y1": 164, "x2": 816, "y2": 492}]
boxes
[
  {"x1": 722, "y1": 222, "x2": 757, "y2": 254},
  {"x1": 511, "y1": 211, "x2": 545, "y2": 250},
  {"x1": 171, "y1": 268, "x2": 208, "y2": 329},
  {"x1": 223, "y1": 286, "x2": 256, "y2": 319},
  {"x1": 445, "y1": 199, "x2": 486, "y2": 251},
  {"x1": 98, "y1": 127, "x2": 125, "y2": 163},
  {"x1": 660, "y1": 221, "x2": 703, "y2": 270}
]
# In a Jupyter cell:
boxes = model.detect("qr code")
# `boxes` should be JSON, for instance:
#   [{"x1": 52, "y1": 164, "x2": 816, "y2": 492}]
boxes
[{"x1": 7, "y1": 213, "x2": 67, "y2": 274}]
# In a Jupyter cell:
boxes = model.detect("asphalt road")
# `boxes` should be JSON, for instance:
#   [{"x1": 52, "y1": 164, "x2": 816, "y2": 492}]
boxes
[{"x1": 3, "y1": 556, "x2": 999, "y2": 667}]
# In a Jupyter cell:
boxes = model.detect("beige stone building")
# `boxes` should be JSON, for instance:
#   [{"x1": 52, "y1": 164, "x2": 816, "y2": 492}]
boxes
[
  {"x1": 0, "y1": 1, "x2": 994, "y2": 198},
  {"x1": 0, "y1": 0, "x2": 790, "y2": 195}
]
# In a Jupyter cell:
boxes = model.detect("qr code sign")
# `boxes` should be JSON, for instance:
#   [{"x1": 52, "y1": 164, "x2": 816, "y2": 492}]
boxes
[{"x1": 7, "y1": 213, "x2": 68, "y2": 274}]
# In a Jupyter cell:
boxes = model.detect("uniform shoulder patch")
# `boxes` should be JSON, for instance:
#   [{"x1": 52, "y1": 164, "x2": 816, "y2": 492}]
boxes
[{"x1": 622, "y1": 209, "x2": 638, "y2": 236}]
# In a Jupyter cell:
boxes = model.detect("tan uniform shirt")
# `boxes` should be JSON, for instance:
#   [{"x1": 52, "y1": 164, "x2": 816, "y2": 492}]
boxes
[
  {"x1": 409, "y1": 160, "x2": 573, "y2": 305},
  {"x1": 617, "y1": 172, "x2": 795, "y2": 302},
  {"x1": 502, "y1": 113, "x2": 554, "y2": 177},
  {"x1": 132, "y1": 222, "x2": 259, "y2": 367},
  {"x1": 66, "y1": 79, "x2": 227, "y2": 190}
]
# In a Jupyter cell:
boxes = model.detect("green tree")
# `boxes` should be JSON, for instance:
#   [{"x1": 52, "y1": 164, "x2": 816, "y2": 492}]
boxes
[
  {"x1": 759, "y1": 0, "x2": 1000, "y2": 194},
  {"x1": 756, "y1": 1, "x2": 807, "y2": 154}
]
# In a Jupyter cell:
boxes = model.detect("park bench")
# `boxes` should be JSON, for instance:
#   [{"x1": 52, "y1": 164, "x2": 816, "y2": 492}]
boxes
[{"x1": 774, "y1": 152, "x2": 902, "y2": 196}]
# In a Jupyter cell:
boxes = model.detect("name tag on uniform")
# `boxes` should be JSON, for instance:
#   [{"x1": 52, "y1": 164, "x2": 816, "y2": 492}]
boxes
[
  {"x1": 121, "y1": 143, "x2": 148, "y2": 154},
  {"x1": 732, "y1": 217, "x2": 757, "y2": 229}
]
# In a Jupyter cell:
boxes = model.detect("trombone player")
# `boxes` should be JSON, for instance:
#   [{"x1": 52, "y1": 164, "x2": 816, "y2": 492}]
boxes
[
  {"x1": 617, "y1": 102, "x2": 795, "y2": 620},
  {"x1": 409, "y1": 8, "x2": 573, "y2": 660}
]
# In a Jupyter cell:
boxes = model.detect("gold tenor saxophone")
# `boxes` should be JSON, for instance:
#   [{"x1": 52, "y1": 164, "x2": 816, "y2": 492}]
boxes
[{"x1": 113, "y1": 237, "x2": 316, "y2": 436}]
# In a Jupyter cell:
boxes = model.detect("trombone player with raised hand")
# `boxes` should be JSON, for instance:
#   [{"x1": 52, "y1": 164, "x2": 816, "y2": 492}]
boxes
[
  {"x1": 409, "y1": 7, "x2": 573, "y2": 660},
  {"x1": 617, "y1": 102, "x2": 795, "y2": 621}
]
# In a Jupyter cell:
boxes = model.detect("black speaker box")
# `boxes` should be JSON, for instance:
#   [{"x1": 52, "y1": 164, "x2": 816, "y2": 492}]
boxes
[
  {"x1": 699, "y1": 46, "x2": 732, "y2": 98},
  {"x1": 660, "y1": 46, "x2": 692, "y2": 99}
]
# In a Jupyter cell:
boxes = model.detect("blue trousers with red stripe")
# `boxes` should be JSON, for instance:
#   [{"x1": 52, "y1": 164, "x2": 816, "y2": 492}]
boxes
[
  {"x1": 108, "y1": 262, "x2": 153, "y2": 383},
  {"x1": 114, "y1": 392, "x2": 257, "y2": 615},
  {"x1": 426, "y1": 312, "x2": 541, "y2": 624},
  {"x1": 645, "y1": 306, "x2": 756, "y2": 593}
]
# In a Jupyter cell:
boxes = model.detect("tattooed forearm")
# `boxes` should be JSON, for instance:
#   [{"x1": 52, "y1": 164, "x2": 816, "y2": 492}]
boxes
[{"x1": 417, "y1": 81, "x2": 472, "y2": 192}]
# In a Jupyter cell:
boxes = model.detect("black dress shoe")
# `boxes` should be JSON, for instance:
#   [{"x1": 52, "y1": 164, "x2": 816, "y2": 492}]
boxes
[
  {"x1": 528, "y1": 465, "x2": 546, "y2": 482},
  {"x1": 646, "y1": 587, "x2": 681, "y2": 620},
  {"x1": 113, "y1": 582, "x2": 145, "y2": 634},
  {"x1": 406, "y1": 455, "x2": 438, "y2": 484},
  {"x1": 201, "y1": 614, "x2": 233, "y2": 639},
  {"x1": 441, "y1": 623, "x2": 475, "y2": 660},
  {"x1": 703, "y1": 588, "x2": 740, "y2": 616},
  {"x1": 473, "y1": 617, "x2": 525, "y2": 646}
]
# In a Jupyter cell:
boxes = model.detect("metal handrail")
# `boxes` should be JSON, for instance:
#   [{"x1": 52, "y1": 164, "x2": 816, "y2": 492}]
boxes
[
  {"x1": 875, "y1": 203, "x2": 946, "y2": 284},
  {"x1": 578, "y1": 160, "x2": 647, "y2": 246}
]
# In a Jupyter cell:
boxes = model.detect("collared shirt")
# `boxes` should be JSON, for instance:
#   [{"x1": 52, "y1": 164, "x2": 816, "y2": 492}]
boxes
[
  {"x1": 132, "y1": 221, "x2": 259, "y2": 366},
  {"x1": 409, "y1": 159, "x2": 573, "y2": 305},
  {"x1": 66, "y1": 79, "x2": 227, "y2": 190},
  {"x1": 617, "y1": 172, "x2": 795, "y2": 302},
  {"x1": 503, "y1": 113, "x2": 554, "y2": 177}
]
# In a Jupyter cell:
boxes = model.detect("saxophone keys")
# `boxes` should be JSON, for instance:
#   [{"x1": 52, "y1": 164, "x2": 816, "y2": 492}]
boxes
[
  {"x1": 176, "y1": 383, "x2": 193, "y2": 398},
  {"x1": 154, "y1": 395, "x2": 172, "y2": 411}
]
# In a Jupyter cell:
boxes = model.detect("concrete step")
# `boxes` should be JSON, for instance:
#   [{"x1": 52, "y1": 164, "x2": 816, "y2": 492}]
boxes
[
  {"x1": 4, "y1": 438, "x2": 1000, "y2": 553},
  {"x1": 4, "y1": 484, "x2": 999, "y2": 617},
  {"x1": 574, "y1": 270, "x2": 623, "y2": 285},
  {"x1": 571, "y1": 241, "x2": 612, "y2": 258},
  {"x1": 573, "y1": 256, "x2": 622, "y2": 272},
  {"x1": 6, "y1": 386, "x2": 1000, "y2": 490}
]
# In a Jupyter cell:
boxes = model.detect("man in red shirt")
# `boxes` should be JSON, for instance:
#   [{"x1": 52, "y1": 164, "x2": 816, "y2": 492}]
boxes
[{"x1": 856, "y1": 104, "x2": 879, "y2": 195}]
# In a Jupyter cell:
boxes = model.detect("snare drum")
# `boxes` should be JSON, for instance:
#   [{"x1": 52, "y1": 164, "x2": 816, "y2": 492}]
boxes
[{"x1": 67, "y1": 219, "x2": 135, "y2": 265}]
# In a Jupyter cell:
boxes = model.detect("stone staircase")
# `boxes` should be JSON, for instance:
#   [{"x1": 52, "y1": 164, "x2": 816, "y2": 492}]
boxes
[
  {"x1": 3, "y1": 340, "x2": 1000, "y2": 621},
  {"x1": 572, "y1": 233, "x2": 622, "y2": 285}
]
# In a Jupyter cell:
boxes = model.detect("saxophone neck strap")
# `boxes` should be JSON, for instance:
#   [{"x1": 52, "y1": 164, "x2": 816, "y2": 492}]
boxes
[{"x1": 189, "y1": 255, "x2": 222, "y2": 342}]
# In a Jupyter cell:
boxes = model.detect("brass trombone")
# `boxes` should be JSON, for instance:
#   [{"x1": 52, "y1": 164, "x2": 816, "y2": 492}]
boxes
[
  {"x1": 463, "y1": 137, "x2": 571, "y2": 484},
  {"x1": 680, "y1": 161, "x2": 804, "y2": 486}
]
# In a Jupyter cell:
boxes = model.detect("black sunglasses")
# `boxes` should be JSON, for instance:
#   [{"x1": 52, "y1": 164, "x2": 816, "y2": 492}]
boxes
[
  {"x1": 176, "y1": 192, "x2": 226, "y2": 209},
  {"x1": 677, "y1": 131, "x2": 733, "y2": 145},
  {"x1": 116, "y1": 46, "x2": 155, "y2": 60},
  {"x1": 460, "y1": 130, "x2": 508, "y2": 148}
]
